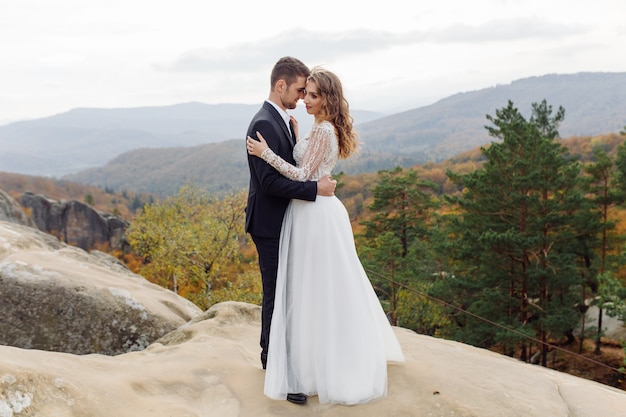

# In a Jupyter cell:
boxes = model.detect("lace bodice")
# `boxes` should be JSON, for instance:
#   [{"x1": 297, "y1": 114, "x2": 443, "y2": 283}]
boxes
[{"x1": 260, "y1": 120, "x2": 338, "y2": 182}]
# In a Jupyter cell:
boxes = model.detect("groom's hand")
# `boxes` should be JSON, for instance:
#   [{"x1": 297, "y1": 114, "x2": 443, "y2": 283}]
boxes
[{"x1": 316, "y1": 175, "x2": 337, "y2": 196}]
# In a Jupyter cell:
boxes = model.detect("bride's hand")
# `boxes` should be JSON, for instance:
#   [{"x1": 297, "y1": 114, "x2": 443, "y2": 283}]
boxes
[{"x1": 246, "y1": 131, "x2": 269, "y2": 157}]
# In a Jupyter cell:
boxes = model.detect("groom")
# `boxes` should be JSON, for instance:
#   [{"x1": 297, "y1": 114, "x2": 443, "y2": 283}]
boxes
[{"x1": 245, "y1": 56, "x2": 336, "y2": 404}]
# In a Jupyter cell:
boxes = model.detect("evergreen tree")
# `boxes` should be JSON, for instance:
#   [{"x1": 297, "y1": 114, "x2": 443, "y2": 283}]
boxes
[
  {"x1": 581, "y1": 147, "x2": 626, "y2": 353},
  {"x1": 445, "y1": 100, "x2": 596, "y2": 365},
  {"x1": 358, "y1": 166, "x2": 441, "y2": 329},
  {"x1": 613, "y1": 133, "x2": 626, "y2": 200}
]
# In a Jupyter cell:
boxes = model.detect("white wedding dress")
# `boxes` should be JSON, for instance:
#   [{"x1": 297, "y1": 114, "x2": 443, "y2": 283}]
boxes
[{"x1": 261, "y1": 121, "x2": 404, "y2": 405}]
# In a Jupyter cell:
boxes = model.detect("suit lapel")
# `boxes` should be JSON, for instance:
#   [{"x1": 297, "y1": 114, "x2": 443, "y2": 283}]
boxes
[{"x1": 264, "y1": 101, "x2": 294, "y2": 148}]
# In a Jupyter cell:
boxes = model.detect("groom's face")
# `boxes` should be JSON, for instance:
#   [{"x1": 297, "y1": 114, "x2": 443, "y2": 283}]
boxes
[{"x1": 280, "y1": 76, "x2": 307, "y2": 110}]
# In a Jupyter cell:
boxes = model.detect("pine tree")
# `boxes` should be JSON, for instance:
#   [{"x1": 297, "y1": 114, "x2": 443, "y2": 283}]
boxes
[
  {"x1": 445, "y1": 100, "x2": 597, "y2": 365},
  {"x1": 582, "y1": 147, "x2": 624, "y2": 353},
  {"x1": 358, "y1": 166, "x2": 439, "y2": 327}
]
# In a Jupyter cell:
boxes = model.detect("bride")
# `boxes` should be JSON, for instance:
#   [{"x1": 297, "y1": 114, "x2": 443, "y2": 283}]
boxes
[{"x1": 246, "y1": 66, "x2": 404, "y2": 405}]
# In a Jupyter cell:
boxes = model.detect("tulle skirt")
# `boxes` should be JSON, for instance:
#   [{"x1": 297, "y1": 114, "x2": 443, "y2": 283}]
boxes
[{"x1": 264, "y1": 195, "x2": 404, "y2": 405}]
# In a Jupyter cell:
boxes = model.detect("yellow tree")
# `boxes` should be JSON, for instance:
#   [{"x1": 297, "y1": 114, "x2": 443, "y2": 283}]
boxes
[{"x1": 126, "y1": 185, "x2": 252, "y2": 309}]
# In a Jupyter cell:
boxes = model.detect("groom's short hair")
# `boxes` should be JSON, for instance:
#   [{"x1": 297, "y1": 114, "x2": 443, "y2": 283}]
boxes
[{"x1": 270, "y1": 57, "x2": 310, "y2": 89}]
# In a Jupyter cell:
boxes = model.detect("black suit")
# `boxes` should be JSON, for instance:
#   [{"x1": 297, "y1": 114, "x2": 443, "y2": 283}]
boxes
[{"x1": 245, "y1": 101, "x2": 317, "y2": 361}]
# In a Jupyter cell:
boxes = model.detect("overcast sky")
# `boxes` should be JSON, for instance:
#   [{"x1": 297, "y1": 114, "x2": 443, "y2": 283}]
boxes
[{"x1": 1, "y1": 0, "x2": 624, "y2": 124}]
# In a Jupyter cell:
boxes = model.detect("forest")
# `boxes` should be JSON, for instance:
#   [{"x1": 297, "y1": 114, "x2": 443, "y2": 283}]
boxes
[
  {"x1": 2, "y1": 99, "x2": 625, "y2": 390},
  {"x1": 122, "y1": 100, "x2": 626, "y2": 390}
]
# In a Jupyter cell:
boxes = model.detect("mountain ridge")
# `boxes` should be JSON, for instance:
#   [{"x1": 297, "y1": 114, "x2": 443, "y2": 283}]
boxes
[
  {"x1": 0, "y1": 102, "x2": 383, "y2": 176},
  {"x1": 355, "y1": 72, "x2": 626, "y2": 160},
  {"x1": 64, "y1": 71, "x2": 626, "y2": 195},
  {"x1": 2, "y1": 72, "x2": 625, "y2": 188}
]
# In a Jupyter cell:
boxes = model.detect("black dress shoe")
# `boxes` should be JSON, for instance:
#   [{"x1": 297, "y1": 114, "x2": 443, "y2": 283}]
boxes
[
  {"x1": 286, "y1": 393, "x2": 307, "y2": 405},
  {"x1": 261, "y1": 352, "x2": 267, "y2": 369}
]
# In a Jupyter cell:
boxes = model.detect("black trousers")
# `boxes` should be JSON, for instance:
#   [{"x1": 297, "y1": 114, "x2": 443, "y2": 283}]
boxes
[{"x1": 251, "y1": 234, "x2": 280, "y2": 358}]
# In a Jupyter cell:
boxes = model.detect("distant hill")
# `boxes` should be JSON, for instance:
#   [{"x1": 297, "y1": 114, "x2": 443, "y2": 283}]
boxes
[
  {"x1": 2, "y1": 72, "x2": 625, "y2": 193},
  {"x1": 61, "y1": 72, "x2": 626, "y2": 195},
  {"x1": 347, "y1": 72, "x2": 626, "y2": 172},
  {"x1": 9, "y1": 133, "x2": 625, "y2": 219},
  {"x1": 64, "y1": 139, "x2": 248, "y2": 196},
  {"x1": 0, "y1": 102, "x2": 382, "y2": 177}
]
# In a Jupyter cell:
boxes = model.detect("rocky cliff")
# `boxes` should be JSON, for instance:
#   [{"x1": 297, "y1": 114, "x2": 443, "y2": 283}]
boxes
[
  {"x1": 19, "y1": 191, "x2": 127, "y2": 251},
  {"x1": 0, "y1": 220, "x2": 625, "y2": 416},
  {"x1": 0, "y1": 221, "x2": 200, "y2": 355}
]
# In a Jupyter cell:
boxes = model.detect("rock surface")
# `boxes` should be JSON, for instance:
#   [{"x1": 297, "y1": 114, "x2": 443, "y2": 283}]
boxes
[
  {"x1": 0, "y1": 190, "x2": 32, "y2": 227},
  {"x1": 19, "y1": 192, "x2": 127, "y2": 251},
  {"x1": 0, "y1": 221, "x2": 201, "y2": 355},
  {"x1": 585, "y1": 306, "x2": 626, "y2": 341},
  {"x1": 1, "y1": 301, "x2": 625, "y2": 417},
  {"x1": 0, "y1": 217, "x2": 625, "y2": 416}
]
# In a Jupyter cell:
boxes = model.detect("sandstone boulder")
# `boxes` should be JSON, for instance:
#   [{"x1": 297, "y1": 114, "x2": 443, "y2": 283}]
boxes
[
  {"x1": 585, "y1": 306, "x2": 626, "y2": 341},
  {"x1": 19, "y1": 192, "x2": 127, "y2": 251},
  {"x1": 0, "y1": 301, "x2": 625, "y2": 416},
  {"x1": 0, "y1": 190, "x2": 32, "y2": 227},
  {"x1": 0, "y1": 221, "x2": 201, "y2": 355}
]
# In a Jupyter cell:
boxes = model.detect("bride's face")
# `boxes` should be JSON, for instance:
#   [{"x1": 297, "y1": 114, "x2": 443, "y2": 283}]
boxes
[{"x1": 303, "y1": 80, "x2": 324, "y2": 118}]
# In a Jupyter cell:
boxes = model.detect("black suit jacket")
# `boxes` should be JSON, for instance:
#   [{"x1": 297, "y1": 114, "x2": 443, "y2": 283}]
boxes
[{"x1": 245, "y1": 101, "x2": 317, "y2": 238}]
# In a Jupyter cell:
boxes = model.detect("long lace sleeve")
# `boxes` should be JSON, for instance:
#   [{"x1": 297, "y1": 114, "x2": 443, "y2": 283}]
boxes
[{"x1": 259, "y1": 123, "x2": 333, "y2": 182}]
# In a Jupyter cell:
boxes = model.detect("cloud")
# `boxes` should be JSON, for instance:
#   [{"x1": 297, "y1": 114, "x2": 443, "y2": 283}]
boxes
[
  {"x1": 39, "y1": 53, "x2": 86, "y2": 68},
  {"x1": 154, "y1": 29, "x2": 404, "y2": 73},
  {"x1": 157, "y1": 17, "x2": 587, "y2": 74},
  {"x1": 431, "y1": 17, "x2": 587, "y2": 43}
]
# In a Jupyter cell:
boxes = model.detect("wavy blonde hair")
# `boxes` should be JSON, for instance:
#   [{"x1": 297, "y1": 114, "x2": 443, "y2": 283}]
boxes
[{"x1": 308, "y1": 67, "x2": 359, "y2": 159}]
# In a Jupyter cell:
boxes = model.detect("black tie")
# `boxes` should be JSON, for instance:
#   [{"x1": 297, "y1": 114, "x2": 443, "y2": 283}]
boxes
[{"x1": 289, "y1": 120, "x2": 296, "y2": 146}]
